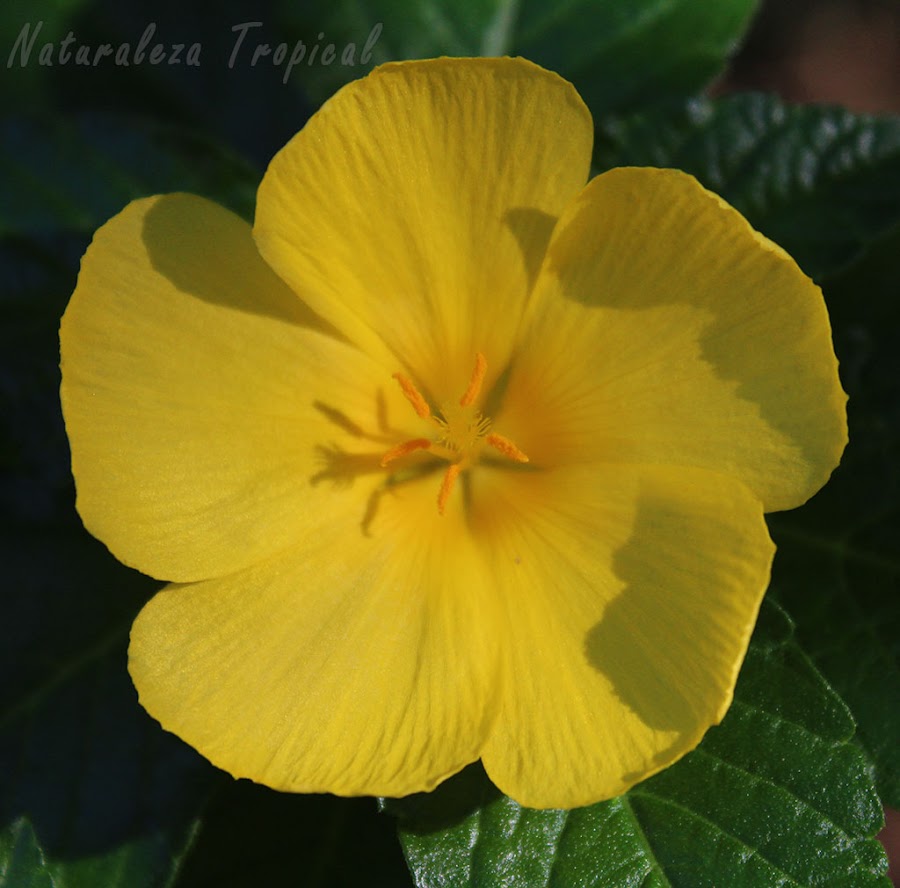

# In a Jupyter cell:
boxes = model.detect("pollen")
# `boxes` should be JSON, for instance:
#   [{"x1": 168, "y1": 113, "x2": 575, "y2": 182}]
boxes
[{"x1": 382, "y1": 353, "x2": 529, "y2": 514}]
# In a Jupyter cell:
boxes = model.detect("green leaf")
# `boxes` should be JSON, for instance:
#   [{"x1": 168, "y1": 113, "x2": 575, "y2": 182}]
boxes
[
  {"x1": 0, "y1": 819, "x2": 54, "y2": 888},
  {"x1": 595, "y1": 93, "x2": 900, "y2": 280},
  {"x1": 768, "y1": 224, "x2": 900, "y2": 807},
  {"x1": 391, "y1": 602, "x2": 889, "y2": 887},
  {"x1": 513, "y1": 0, "x2": 758, "y2": 121},
  {"x1": 0, "y1": 105, "x2": 415, "y2": 885},
  {"x1": 593, "y1": 91, "x2": 900, "y2": 805},
  {"x1": 0, "y1": 270, "x2": 216, "y2": 882},
  {"x1": 280, "y1": 0, "x2": 758, "y2": 117},
  {"x1": 0, "y1": 114, "x2": 260, "y2": 236},
  {"x1": 0, "y1": 118, "x2": 262, "y2": 888},
  {"x1": 0, "y1": 524, "x2": 218, "y2": 888},
  {"x1": 0, "y1": 0, "x2": 92, "y2": 112}
]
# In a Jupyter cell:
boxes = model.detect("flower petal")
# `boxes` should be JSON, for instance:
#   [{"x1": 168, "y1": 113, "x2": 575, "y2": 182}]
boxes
[
  {"x1": 498, "y1": 167, "x2": 847, "y2": 512},
  {"x1": 475, "y1": 463, "x2": 774, "y2": 809},
  {"x1": 128, "y1": 472, "x2": 500, "y2": 797},
  {"x1": 253, "y1": 57, "x2": 593, "y2": 403},
  {"x1": 61, "y1": 193, "x2": 416, "y2": 582}
]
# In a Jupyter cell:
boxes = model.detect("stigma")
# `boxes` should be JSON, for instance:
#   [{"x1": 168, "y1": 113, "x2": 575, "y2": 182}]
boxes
[{"x1": 381, "y1": 353, "x2": 528, "y2": 514}]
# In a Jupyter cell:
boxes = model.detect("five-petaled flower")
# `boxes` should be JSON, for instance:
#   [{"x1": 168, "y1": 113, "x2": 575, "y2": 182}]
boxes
[{"x1": 60, "y1": 57, "x2": 847, "y2": 809}]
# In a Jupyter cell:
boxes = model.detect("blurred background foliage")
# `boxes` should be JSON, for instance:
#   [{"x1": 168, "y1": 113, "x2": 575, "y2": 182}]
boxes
[{"x1": 1, "y1": 0, "x2": 898, "y2": 885}]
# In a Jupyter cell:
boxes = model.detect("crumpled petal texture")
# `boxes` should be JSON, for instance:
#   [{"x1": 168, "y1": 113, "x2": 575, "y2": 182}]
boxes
[{"x1": 59, "y1": 57, "x2": 847, "y2": 809}]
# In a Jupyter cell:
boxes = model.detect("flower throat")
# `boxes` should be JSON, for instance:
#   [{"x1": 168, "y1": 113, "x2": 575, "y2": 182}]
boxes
[{"x1": 381, "y1": 353, "x2": 528, "y2": 515}]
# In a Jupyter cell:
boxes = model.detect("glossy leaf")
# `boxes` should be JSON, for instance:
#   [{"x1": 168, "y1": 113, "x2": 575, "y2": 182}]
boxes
[
  {"x1": 594, "y1": 93, "x2": 900, "y2": 804},
  {"x1": 0, "y1": 820, "x2": 53, "y2": 888},
  {"x1": 595, "y1": 93, "x2": 900, "y2": 280},
  {"x1": 392, "y1": 603, "x2": 890, "y2": 887}
]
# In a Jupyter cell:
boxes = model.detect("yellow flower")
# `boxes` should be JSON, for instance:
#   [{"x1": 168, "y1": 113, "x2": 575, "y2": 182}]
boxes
[{"x1": 59, "y1": 57, "x2": 847, "y2": 809}]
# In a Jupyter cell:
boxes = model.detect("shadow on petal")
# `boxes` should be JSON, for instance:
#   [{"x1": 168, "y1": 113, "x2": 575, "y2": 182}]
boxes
[
  {"x1": 583, "y1": 502, "x2": 705, "y2": 737},
  {"x1": 141, "y1": 193, "x2": 345, "y2": 338},
  {"x1": 553, "y1": 169, "x2": 846, "y2": 509},
  {"x1": 582, "y1": 470, "x2": 771, "y2": 784},
  {"x1": 504, "y1": 206, "x2": 559, "y2": 295}
]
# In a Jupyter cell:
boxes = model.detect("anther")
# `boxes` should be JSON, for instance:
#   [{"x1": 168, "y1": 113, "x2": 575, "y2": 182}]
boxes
[
  {"x1": 380, "y1": 438, "x2": 432, "y2": 468},
  {"x1": 486, "y1": 433, "x2": 529, "y2": 463},
  {"x1": 459, "y1": 352, "x2": 487, "y2": 407},
  {"x1": 393, "y1": 373, "x2": 431, "y2": 418},
  {"x1": 384, "y1": 354, "x2": 529, "y2": 516},
  {"x1": 437, "y1": 463, "x2": 461, "y2": 515}
]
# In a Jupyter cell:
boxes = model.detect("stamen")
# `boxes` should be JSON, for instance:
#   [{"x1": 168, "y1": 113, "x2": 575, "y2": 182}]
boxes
[
  {"x1": 380, "y1": 438, "x2": 432, "y2": 467},
  {"x1": 485, "y1": 433, "x2": 529, "y2": 463},
  {"x1": 437, "y1": 463, "x2": 461, "y2": 515},
  {"x1": 385, "y1": 355, "x2": 523, "y2": 516},
  {"x1": 459, "y1": 352, "x2": 487, "y2": 407},
  {"x1": 393, "y1": 373, "x2": 431, "y2": 418}
]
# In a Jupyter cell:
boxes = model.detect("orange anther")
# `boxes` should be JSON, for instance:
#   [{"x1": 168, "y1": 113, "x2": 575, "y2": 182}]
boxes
[
  {"x1": 485, "y1": 433, "x2": 529, "y2": 463},
  {"x1": 380, "y1": 438, "x2": 432, "y2": 467},
  {"x1": 386, "y1": 355, "x2": 515, "y2": 515},
  {"x1": 437, "y1": 463, "x2": 461, "y2": 515},
  {"x1": 459, "y1": 352, "x2": 487, "y2": 407},
  {"x1": 393, "y1": 373, "x2": 431, "y2": 418}
]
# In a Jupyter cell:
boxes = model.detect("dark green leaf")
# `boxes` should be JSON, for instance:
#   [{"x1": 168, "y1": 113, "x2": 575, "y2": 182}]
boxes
[
  {"x1": 594, "y1": 91, "x2": 900, "y2": 805},
  {"x1": 0, "y1": 202, "x2": 222, "y2": 887},
  {"x1": 0, "y1": 0, "x2": 92, "y2": 112},
  {"x1": 0, "y1": 819, "x2": 54, "y2": 888},
  {"x1": 0, "y1": 115, "x2": 260, "y2": 236},
  {"x1": 0, "y1": 102, "x2": 414, "y2": 885},
  {"x1": 514, "y1": 0, "x2": 758, "y2": 121},
  {"x1": 391, "y1": 602, "x2": 889, "y2": 887},
  {"x1": 0, "y1": 114, "x2": 260, "y2": 888},
  {"x1": 595, "y1": 93, "x2": 900, "y2": 280},
  {"x1": 281, "y1": 0, "x2": 758, "y2": 117},
  {"x1": 769, "y1": 224, "x2": 900, "y2": 807},
  {"x1": 0, "y1": 525, "x2": 219, "y2": 888}
]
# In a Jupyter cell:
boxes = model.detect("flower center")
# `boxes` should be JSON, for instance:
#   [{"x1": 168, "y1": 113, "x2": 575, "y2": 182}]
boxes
[{"x1": 381, "y1": 353, "x2": 529, "y2": 514}]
